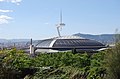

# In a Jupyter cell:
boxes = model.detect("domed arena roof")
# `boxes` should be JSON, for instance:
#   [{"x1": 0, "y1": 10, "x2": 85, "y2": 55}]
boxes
[
  {"x1": 36, "y1": 36, "x2": 84, "y2": 47},
  {"x1": 35, "y1": 36, "x2": 106, "y2": 53}
]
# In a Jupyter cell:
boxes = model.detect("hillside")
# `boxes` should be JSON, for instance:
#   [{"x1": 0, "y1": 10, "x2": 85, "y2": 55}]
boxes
[{"x1": 73, "y1": 33, "x2": 115, "y2": 44}]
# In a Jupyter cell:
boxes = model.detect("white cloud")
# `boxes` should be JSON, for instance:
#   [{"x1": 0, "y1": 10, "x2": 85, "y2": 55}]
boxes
[
  {"x1": 0, "y1": 15, "x2": 13, "y2": 24},
  {"x1": 11, "y1": 0, "x2": 22, "y2": 5},
  {"x1": 0, "y1": 0, "x2": 22, "y2": 24},
  {"x1": 0, "y1": 0, "x2": 22, "y2": 5},
  {"x1": 0, "y1": 0, "x2": 4, "y2": 1},
  {"x1": 45, "y1": 22, "x2": 49, "y2": 25},
  {"x1": 0, "y1": 9, "x2": 13, "y2": 13}
]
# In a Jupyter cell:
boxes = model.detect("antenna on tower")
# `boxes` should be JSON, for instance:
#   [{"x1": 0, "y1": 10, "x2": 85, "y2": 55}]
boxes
[
  {"x1": 56, "y1": 11, "x2": 65, "y2": 37},
  {"x1": 60, "y1": 10, "x2": 62, "y2": 23}
]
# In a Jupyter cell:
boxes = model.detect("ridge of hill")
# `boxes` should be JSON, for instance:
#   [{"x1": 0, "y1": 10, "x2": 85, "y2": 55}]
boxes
[{"x1": 73, "y1": 33, "x2": 115, "y2": 44}]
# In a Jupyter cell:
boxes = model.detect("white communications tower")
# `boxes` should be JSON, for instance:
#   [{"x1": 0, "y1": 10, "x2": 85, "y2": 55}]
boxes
[{"x1": 56, "y1": 11, "x2": 65, "y2": 37}]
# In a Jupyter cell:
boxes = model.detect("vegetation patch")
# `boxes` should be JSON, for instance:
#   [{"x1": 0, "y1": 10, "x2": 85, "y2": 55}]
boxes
[{"x1": 0, "y1": 44, "x2": 120, "y2": 79}]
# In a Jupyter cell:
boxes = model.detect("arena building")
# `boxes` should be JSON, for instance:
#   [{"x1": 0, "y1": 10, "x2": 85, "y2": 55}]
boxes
[{"x1": 35, "y1": 36, "x2": 106, "y2": 53}]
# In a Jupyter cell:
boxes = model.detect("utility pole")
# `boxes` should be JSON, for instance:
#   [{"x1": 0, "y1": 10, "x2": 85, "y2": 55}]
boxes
[{"x1": 30, "y1": 38, "x2": 35, "y2": 55}]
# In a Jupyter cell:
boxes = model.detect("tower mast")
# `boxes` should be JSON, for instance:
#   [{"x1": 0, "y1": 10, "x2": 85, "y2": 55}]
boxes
[{"x1": 56, "y1": 11, "x2": 65, "y2": 37}]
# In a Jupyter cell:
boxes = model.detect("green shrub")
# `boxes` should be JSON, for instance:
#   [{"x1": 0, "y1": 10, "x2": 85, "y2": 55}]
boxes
[
  {"x1": 0, "y1": 48, "x2": 35, "y2": 79},
  {"x1": 105, "y1": 43, "x2": 120, "y2": 79}
]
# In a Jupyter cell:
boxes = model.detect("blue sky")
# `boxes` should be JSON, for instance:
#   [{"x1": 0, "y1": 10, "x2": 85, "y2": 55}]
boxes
[{"x1": 0, "y1": 0, "x2": 120, "y2": 39}]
